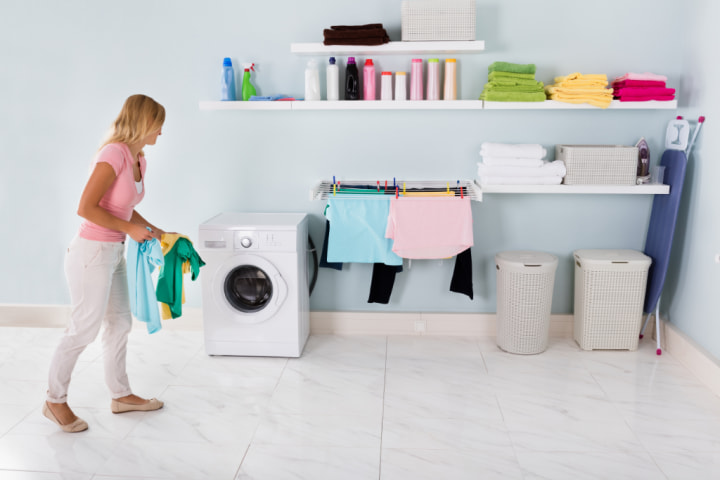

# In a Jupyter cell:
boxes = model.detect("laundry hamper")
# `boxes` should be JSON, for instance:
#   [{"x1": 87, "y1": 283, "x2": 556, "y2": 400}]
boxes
[
  {"x1": 573, "y1": 249, "x2": 651, "y2": 350},
  {"x1": 495, "y1": 251, "x2": 558, "y2": 354}
]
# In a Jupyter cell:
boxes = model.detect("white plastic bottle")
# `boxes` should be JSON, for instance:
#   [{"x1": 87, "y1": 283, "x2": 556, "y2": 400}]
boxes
[
  {"x1": 426, "y1": 58, "x2": 440, "y2": 100},
  {"x1": 305, "y1": 59, "x2": 320, "y2": 101},
  {"x1": 326, "y1": 57, "x2": 339, "y2": 101},
  {"x1": 395, "y1": 72, "x2": 407, "y2": 101},
  {"x1": 443, "y1": 58, "x2": 457, "y2": 100},
  {"x1": 380, "y1": 71, "x2": 393, "y2": 100}
]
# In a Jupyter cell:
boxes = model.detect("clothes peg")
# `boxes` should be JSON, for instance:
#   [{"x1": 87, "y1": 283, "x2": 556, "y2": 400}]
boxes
[
  {"x1": 446, "y1": 182, "x2": 450, "y2": 193},
  {"x1": 377, "y1": 180, "x2": 380, "y2": 192},
  {"x1": 393, "y1": 177, "x2": 396, "y2": 188},
  {"x1": 333, "y1": 183, "x2": 336, "y2": 196},
  {"x1": 384, "y1": 180, "x2": 387, "y2": 192},
  {"x1": 460, "y1": 186, "x2": 464, "y2": 199},
  {"x1": 395, "y1": 186, "x2": 399, "y2": 198},
  {"x1": 403, "y1": 182, "x2": 406, "y2": 195},
  {"x1": 333, "y1": 175, "x2": 336, "y2": 185}
]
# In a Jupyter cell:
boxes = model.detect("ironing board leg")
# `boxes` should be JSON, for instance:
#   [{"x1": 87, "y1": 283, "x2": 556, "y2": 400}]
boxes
[
  {"x1": 639, "y1": 312, "x2": 652, "y2": 339},
  {"x1": 655, "y1": 300, "x2": 662, "y2": 355}
]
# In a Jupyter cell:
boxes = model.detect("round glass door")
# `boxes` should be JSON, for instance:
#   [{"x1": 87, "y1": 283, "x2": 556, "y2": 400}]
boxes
[{"x1": 224, "y1": 265, "x2": 273, "y2": 312}]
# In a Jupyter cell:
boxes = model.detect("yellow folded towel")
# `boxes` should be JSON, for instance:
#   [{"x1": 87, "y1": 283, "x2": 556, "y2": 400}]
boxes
[
  {"x1": 545, "y1": 85, "x2": 614, "y2": 96},
  {"x1": 552, "y1": 72, "x2": 608, "y2": 88},
  {"x1": 545, "y1": 92, "x2": 613, "y2": 108}
]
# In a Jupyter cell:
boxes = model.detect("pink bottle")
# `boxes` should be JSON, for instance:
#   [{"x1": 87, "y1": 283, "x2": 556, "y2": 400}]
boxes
[
  {"x1": 363, "y1": 59, "x2": 376, "y2": 100},
  {"x1": 410, "y1": 58, "x2": 423, "y2": 100}
]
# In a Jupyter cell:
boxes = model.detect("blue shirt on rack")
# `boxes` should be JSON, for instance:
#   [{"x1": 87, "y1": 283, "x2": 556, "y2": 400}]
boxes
[
  {"x1": 126, "y1": 236, "x2": 165, "y2": 334},
  {"x1": 325, "y1": 197, "x2": 403, "y2": 266}
]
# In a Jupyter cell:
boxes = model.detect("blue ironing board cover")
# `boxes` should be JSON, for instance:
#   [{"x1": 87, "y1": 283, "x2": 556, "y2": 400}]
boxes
[{"x1": 643, "y1": 149, "x2": 688, "y2": 313}]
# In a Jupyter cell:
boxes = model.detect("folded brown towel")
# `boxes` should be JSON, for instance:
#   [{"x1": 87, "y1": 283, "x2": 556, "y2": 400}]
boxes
[
  {"x1": 330, "y1": 23, "x2": 384, "y2": 31},
  {"x1": 322, "y1": 23, "x2": 389, "y2": 46},
  {"x1": 324, "y1": 28, "x2": 388, "y2": 40},
  {"x1": 323, "y1": 36, "x2": 390, "y2": 46}
]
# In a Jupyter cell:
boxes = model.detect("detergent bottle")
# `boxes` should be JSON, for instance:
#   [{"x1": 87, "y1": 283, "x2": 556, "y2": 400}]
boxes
[
  {"x1": 305, "y1": 59, "x2": 321, "y2": 101},
  {"x1": 241, "y1": 63, "x2": 257, "y2": 101},
  {"x1": 221, "y1": 57, "x2": 236, "y2": 101}
]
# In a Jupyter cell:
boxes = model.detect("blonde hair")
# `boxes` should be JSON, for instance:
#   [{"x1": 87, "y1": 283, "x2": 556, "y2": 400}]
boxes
[{"x1": 100, "y1": 94, "x2": 165, "y2": 155}]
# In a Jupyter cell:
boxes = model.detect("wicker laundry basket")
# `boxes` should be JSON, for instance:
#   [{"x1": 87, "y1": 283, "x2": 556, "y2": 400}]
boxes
[
  {"x1": 401, "y1": 0, "x2": 476, "y2": 41},
  {"x1": 573, "y1": 249, "x2": 651, "y2": 350},
  {"x1": 557, "y1": 145, "x2": 638, "y2": 185},
  {"x1": 496, "y1": 251, "x2": 558, "y2": 354}
]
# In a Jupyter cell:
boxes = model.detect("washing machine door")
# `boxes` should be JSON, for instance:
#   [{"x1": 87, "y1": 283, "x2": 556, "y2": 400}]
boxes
[{"x1": 213, "y1": 254, "x2": 287, "y2": 324}]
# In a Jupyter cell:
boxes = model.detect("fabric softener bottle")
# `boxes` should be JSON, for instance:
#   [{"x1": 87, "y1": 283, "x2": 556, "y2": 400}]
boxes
[
  {"x1": 221, "y1": 57, "x2": 236, "y2": 101},
  {"x1": 345, "y1": 57, "x2": 359, "y2": 100}
]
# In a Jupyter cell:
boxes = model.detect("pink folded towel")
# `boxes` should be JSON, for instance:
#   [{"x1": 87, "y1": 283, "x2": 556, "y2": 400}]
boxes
[
  {"x1": 614, "y1": 72, "x2": 668, "y2": 83},
  {"x1": 612, "y1": 79, "x2": 666, "y2": 89},
  {"x1": 613, "y1": 87, "x2": 676, "y2": 97},
  {"x1": 615, "y1": 94, "x2": 675, "y2": 102},
  {"x1": 386, "y1": 197, "x2": 473, "y2": 259}
]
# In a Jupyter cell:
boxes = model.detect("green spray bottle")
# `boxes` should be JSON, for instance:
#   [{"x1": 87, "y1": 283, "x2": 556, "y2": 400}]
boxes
[{"x1": 241, "y1": 63, "x2": 257, "y2": 101}]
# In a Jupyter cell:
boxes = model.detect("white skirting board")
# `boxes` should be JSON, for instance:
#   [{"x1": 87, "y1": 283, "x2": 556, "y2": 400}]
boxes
[{"x1": 1, "y1": 304, "x2": 717, "y2": 397}]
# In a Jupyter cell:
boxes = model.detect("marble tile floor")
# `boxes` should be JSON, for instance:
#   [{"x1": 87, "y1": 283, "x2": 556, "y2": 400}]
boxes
[{"x1": 1, "y1": 327, "x2": 720, "y2": 479}]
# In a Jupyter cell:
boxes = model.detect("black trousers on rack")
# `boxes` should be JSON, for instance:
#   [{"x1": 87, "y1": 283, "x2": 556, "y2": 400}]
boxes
[{"x1": 367, "y1": 248, "x2": 473, "y2": 304}]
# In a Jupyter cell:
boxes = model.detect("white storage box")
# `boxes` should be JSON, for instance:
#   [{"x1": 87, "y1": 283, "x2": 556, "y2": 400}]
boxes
[
  {"x1": 496, "y1": 251, "x2": 558, "y2": 354},
  {"x1": 573, "y1": 249, "x2": 651, "y2": 351},
  {"x1": 557, "y1": 145, "x2": 638, "y2": 185},
  {"x1": 401, "y1": 0, "x2": 476, "y2": 41}
]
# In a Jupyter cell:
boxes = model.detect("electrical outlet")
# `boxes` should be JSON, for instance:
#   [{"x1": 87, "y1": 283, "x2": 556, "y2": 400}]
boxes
[{"x1": 414, "y1": 319, "x2": 426, "y2": 334}]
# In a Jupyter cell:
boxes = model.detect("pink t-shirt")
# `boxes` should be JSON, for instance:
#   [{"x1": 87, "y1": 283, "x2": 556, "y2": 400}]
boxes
[{"x1": 78, "y1": 143, "x2": 146, "y2": 242}]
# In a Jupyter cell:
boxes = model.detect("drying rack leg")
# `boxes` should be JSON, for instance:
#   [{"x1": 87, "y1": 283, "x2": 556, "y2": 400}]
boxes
[{"x1": 654, "y1": 300, "x2": 662, "y2": 356}]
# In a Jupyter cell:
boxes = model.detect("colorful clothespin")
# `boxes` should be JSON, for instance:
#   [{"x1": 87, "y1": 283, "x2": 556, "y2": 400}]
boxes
[
  {"x1": 460, "y1": 186, "x2": 464, "y2": 199},
  {"x1": 403, "y1": 182, "x2": 406, "y2": 195},
  {"x1": 446, "y1": 182, "x2": 450, "y2": 194},
  {"x1": 333, "y1": 183, "x2": 336, "y2": 196},
  {"x1": 377, "y1": 180, "x2": 380, "y2": 192},
  {"x1": 333, "y1": 175, "x2": 336, "y2": 185},
  {"x1": 395, "y1": 186, "x2": 399, "y2": 198},
  {"x1": 384, "y1": 180, "x2": 387, "y2": 192}
]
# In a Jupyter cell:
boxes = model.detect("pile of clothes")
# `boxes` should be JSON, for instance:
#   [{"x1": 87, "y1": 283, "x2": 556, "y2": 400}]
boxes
[
  {"x1": 480, "y1": 62, "x2": 546, "y2": 102},
  {"x1": 323, "y1": 23, "x2": 390, "y2": 46},
  {"x1": 477, "y1": 142, "x2": 566, "y2": 185},
  {"x1": 545, "y1": 73, "x2": 614, "y2": 108},
  {"x1": 611, "y1": 72, "x2": 675, "y2": 102}
]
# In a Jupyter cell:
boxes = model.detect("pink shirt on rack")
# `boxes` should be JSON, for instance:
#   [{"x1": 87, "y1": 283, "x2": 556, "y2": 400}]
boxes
[
  {"x1": 78, "y1": 143, "x2": 146, "y2": 242},
  {"x1": 386, "y1": 197, "x2": 473, "y2": 259}
]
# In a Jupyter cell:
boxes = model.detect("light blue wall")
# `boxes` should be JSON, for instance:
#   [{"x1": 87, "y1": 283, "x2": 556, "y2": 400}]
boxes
[{"x1": 2, "y1": 1, "x2": 716, "y2": 357}]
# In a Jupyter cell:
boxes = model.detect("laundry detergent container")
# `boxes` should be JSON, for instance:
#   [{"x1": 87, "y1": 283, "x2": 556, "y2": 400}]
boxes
[
  {"x1": 495, "y1": 251, "x2": 558, "y2": 354},
  {"x1": 573, "y1": 249, "x2": 651, "y2": 351}
]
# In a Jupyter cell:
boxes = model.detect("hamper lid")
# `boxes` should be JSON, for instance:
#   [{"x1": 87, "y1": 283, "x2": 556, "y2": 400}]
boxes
[
  {"x1": 495, "y1": 250, "x2": 558, "y2": 267},
  {"x1": 573, "y1": 249, "x2": 651, "y2": 266}
]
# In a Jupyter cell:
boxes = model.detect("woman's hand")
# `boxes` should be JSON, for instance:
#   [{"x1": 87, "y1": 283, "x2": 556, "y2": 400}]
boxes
[{"x1": 128, "y1": 224, "x2": 154, "y2": 243}]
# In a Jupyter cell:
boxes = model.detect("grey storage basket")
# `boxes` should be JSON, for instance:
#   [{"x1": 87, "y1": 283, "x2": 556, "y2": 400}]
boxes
[
  {"x1": 401, "y1": 0, "x2": 476, "y2": 41},
  {"x1": 496, "y1": 251, "x2": 558, "y2": 354},
  {"x1": 573, "y1": 249, "x2": 651, "y2": 350}
]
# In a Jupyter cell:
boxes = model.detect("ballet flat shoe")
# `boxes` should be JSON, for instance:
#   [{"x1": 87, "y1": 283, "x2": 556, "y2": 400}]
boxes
[
  {"x1": 42, "y1": 402, "x2": 88, "y2": 433},
  {"x1": 111, "y1": 398, "x2": 164, "y2": 414}
]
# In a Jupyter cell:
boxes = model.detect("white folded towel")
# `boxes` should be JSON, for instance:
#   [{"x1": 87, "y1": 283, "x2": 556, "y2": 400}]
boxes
[
  {"x1": 480, "y1": 142, "x2": 547, "y2": 159},
  {"x1": 477, "y1": 160, "x2": 566, "y2": 178},
  {"x1": 480, "y1": 156, "x2": 545, "y2": 167},
  {"x1": 477, "y1": 176, "x2": 563, "y2": 185}
]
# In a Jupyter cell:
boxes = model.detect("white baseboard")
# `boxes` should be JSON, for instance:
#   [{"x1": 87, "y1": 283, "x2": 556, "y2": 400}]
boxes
[{"x1": 1, "y1": 304, "x2": 717, "y2": 397}]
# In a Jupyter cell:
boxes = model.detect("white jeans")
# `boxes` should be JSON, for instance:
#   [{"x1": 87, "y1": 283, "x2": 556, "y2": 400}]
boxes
[{"x1": 47, "y1": 236, "x2": 133, "y2": 403}]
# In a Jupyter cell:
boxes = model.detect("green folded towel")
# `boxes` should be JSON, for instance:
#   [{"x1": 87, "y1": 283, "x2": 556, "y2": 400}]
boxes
[
  {"x1": 486, "y1": 77, "x2": 544, "y2": 87},
  {"x1": 480, "y1": 90, "x2": 547, "y2": 102},
  {"x1": 488, "y1": 61, "x2": 536, "y2": 75},
  {"x1": 483, "y1": 83, "x2": 545, "y2": 93},
  {"x1": 488, "y1": 71, "x2": 537, "y2": 82}
]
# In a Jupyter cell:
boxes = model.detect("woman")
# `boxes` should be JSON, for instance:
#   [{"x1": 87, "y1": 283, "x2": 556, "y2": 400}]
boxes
[{"x1": 44, "y1": 94, "x2": 167, "y2": 432}]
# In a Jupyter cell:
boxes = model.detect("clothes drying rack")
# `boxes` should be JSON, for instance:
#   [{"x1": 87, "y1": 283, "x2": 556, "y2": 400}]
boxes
[{"x1": 310, "y1": 180, "x2": 483, "y2": 201}]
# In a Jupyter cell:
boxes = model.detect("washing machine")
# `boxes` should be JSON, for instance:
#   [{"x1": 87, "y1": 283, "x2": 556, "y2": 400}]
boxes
[{"x1": 198, "y1": 212, "x2": 310, "y2": 357}]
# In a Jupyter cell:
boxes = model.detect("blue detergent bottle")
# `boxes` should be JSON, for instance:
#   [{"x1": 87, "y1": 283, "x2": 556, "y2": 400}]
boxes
[{"x1": 221, "y1": 57, "x2": 236, "y2": 101}]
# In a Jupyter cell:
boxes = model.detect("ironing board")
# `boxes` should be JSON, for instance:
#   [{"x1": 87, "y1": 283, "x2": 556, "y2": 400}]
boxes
[{"x1": 641, "y1": 149, "x2": 688, "y2": 355}]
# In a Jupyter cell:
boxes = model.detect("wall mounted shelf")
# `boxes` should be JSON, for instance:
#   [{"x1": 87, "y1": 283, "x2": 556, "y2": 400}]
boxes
[
  {"x1": 290, "y1": 41, "x2": 486, "y2": 56},
  {"x1": 476, "y1": 182, "x2": 669, "y2": 195},
  {"x1": 199, "y1": 100, "x2": 677, "y2": 111}
]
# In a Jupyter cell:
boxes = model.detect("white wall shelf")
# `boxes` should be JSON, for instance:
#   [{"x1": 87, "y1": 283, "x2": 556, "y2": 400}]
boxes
[
  {"x1": 199, "y1": 100, "x2": 677, "y2": 111},
  {"x1": 290, "y1": 40, "x2": 485, "y2": 56},
  {"x1": 477, "y1": 182, "x2": 670, "y2": 195},
  {"x1": 483, "y1": 99, "x2": 678, "y2": 110}
]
